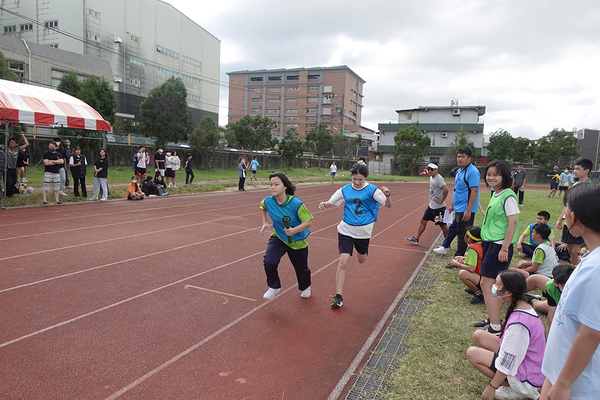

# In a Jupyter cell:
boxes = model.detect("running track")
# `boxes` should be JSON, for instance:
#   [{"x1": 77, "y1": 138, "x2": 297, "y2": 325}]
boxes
[{"x1": 0, "y1": 181, "x2": 443, "y2": 400}]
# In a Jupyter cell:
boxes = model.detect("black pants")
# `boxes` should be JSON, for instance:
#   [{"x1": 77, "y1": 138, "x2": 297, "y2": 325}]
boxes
[
  {"x1": 6, "y1": 168, "x2": 17, "y2": 197},
  {"x1": 513, "y1": 185, "x2": 524, "y2": 205},
  {"x1": 185, "y1": 170, "x2": 194, "y2": 184},
  {"x1": 73, "y1": 176, "x2": 87, "y2": 197},
  {"x1": 238, "y1": 176, "x2": 245, "y2": 190},
  {"x1": 454, "y1": 211, "x2": 476, "y2": 256},
  {"x1": 263, "y1": 236, "x2": 311, "y2": 291}
]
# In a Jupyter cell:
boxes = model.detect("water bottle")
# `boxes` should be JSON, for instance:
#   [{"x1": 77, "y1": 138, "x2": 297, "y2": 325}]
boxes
[{"x1": 26, "y1": 187, "x2": 30, "y2": 195}]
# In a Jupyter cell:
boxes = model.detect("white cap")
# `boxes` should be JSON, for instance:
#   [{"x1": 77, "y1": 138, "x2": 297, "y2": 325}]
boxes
[{"x1": 427, "y1": 163, "x2": 438, "y2": 169}]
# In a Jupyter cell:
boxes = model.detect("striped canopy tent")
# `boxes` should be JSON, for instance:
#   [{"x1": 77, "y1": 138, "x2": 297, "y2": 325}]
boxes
[{"x1": 0, "y1": 79, "x2": 111, "y2": 131}]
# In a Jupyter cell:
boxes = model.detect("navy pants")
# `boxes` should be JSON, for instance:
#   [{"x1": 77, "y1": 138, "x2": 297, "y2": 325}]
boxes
[{"x1": 263, "y1": 236, "x2": 311, "y2": 291}]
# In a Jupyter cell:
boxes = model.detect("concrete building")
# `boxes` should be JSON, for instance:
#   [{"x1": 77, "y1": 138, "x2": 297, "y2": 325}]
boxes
[
  {"x1": 227, "y1": 66, "x2": 365, "y2": 139},
  {"x1": 576, "y1": 128, "x2": 599, "y2": 170},
  {"x1": 0, "y1": 0, "x2": 220, "y2": 125},
  {"x1": 377, "y1": 100, "x2": 486, "y2": 166}
]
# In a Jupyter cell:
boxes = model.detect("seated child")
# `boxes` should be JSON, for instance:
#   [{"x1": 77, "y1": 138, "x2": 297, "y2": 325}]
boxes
[
  {"x1": 141, "y1": 176, "x2": 157, "y2": 196},
  {"x1": 516, "y1": 211, "x2": 556, "y2": 257},
  {"x1": 126, "y1": 176, "x2": 144, "y2": 200},
  {"x1": 526, "y1": 264, "x2": 574, "y2": 328},
  {"x1": 449, "y1": 226, "x2": 484, "y2": 304},
  {"x1": 512, "y1": 223, "x2": 559, "y2": 279},
  {"x1": 467, "y1": 270, "x2": 546, "y2": 400},
  {"x1": 154, "y1": 175, "x2": 168, "y2": 196}
]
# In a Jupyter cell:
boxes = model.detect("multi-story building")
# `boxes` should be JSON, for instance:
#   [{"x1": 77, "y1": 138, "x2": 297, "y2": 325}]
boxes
[
  {"x1": 227, "y1": 65, "x2": 365, "y2": 139},
  {"x1": 576, "y1": 128, "x2": 599, "y2": 170},
  {"x1": 378, "y1": 100, "x2": 486, "y2": 166},
  {"x1": 0, "y1": 0, "x2": 220, "y2": 125}
]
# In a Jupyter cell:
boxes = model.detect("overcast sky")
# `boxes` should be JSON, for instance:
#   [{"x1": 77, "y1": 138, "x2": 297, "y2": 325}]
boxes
[{"x1": 166, "y1": 0, "x2": 600, "y2": 139}]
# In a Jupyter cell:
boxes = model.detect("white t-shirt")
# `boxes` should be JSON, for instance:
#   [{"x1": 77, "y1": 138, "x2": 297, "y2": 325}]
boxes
[
  {"x1": 327, "y1": 182, "x2": 387, "y2": 239},
  {"x1": 173, "y1": 156, "x2": 181, "y2": 171},
  {"x1": 330, "y1": 164, "x2": 337, "y2": 174},
  {"x1": 136, "y1": 152, "x2": 147, "y2": 169},
  {"x1": 542, "y1": 248, "x2": 600, "y2": 399},
  {"x1": 165, "y1": 155, "x2": 174, "y2": 169},
  {"x1": 429, "y1": 173, "x2": 446, "y2": 210}
]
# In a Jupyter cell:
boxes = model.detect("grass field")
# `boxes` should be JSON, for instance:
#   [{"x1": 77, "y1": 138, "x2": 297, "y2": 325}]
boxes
[
  {"x1": 385, "y1": 188, "x2": 567, "y2": 400},
  {"x1": 1, "y1": 165, "x2": 429, "y2": 208}
]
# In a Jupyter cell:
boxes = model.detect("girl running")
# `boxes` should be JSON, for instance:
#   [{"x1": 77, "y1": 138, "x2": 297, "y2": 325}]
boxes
[
  {"x1": 475, "y1": 160, "x2": 519, "y2": 335},
  {"x1": 319, "y1": 163, "x2": 392, "y2": 308},
  {"x1": 260, "y1": 172, "x2": 313, "y2": 300}
]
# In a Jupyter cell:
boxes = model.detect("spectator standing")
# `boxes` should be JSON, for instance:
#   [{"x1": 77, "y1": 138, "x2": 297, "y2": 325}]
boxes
[
  {"x1": 164, "y1": 150, "x2": 175, "y2": 187},
  {"x1": 406, "y1": 163, "x2": 448, "y2": 245},
  {"x1": 62, "y1": 139, "x2": 73, "y2": 188},
  {"x1": 433, "y1": 147, "x2": 480, "y2": 256},
  {"x1": 90, "y1": 148, "x2": 109, "y2": 201},
  {"x1": 5, "y1": 133, "x2": 28, "y2": 198},
  {"x1": 134, "y1": 146, "x2": 148, "y2": 184},
  {"x1": 547, "y1": 166, "x2": 560, "y2": 198},
  {"x1": 41, "y1": 141, "x2": 63, "y2": 206},
  {"x1": 184, "y1": 154, "x2": 194, "y2": 184},
  {"x1": 329, "y1": 161, "x2": 337, "y2": 184},
  {"x1": 0, "y1": 145, "x2": 5, "y2": 209},
  {"x1": 557, "y1": 167, "x2": 572, "y2": 198},
  {"x1": 154, "y1": 146, "x2": 165, "y2": 177},
  {"x1": 238, "y1": 156, "x2": 247, "y2": 191},
  {"x1": 68, "y1": 147, "x2": 88, "y2": 198},
  {"x1": 172, "y1": 151, "x2": 180, "y2": 187},
  {"x1": 513, "y1": 163, "x2": 527, "y2": 206},
  {"x1": 17, "y1": 142, "x2": 29, "y2": 183},
  {"x1": 53, "y1": 137, "x2": 68, "y2": 196},
  {"x1": 249, "y1": 156, "x2": 260, "y2": 181}
]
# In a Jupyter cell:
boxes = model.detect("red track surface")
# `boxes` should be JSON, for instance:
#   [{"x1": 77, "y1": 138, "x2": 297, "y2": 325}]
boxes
[{"x1": 0, "y1": 181, "x2": 443, "y2": 400}]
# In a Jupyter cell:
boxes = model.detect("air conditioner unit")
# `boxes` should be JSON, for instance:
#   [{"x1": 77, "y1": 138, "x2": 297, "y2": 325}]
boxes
[
  {"x1": 452, "y1": 109, "x2": 461, "y2": 116},
  {"x1": 441, "y1": 132, "x2": 448, "y2": 138}
]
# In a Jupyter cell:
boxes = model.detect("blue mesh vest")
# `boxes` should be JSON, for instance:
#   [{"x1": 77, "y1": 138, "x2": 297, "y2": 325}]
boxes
[
  {"x1": 341, "y1": 184, "x2": 380, "y2": 226},
  {"x1": 264, "y1": 195, "x2": 310, "y2": 242}
]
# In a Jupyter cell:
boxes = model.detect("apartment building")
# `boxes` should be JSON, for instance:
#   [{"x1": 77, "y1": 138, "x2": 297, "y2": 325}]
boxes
[{"x1": 227, "y1": 65, "x2": 365, "y2": 139}]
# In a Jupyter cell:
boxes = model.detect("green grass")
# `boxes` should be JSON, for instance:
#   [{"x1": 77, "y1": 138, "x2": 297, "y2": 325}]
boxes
[{"x1": 384, "y1": 189, "x2": 565, "y2": 400}]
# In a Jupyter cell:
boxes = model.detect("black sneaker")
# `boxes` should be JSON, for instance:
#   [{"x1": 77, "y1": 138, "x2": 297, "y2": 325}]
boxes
[
  {"x1": 55, "y1": 202, "x2": 64, "y2": 205},
  {"x1": 470, "y1": 291, "x2": 485, "y2": 304},
  {"x1": 43, "y1": 202, "x2": 48, "y2": 207},
  {"x1": 331, "y1": 294, "x2": 343, "y2": 308},
  {"x1": 405, "y1": 237, "x2": 419, "y2": 245},
  {"x1": 485, "y1": 325, "x2": 502, "y2": 336},
  {"x1": 464, "y1": 288, "x2": 475, "y2": 295},
  {"x1": 445, "y1": 263, "x2": 458, "y2": 269},
  {"x1": 523, "y1": 293, "x2": 543, "y2": 305},
  {"x1": 473, "y1": 318, "x2": 490, "y2": 328}
]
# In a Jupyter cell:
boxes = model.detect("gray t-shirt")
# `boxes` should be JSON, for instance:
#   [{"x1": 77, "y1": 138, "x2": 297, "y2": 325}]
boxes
[
  {"x1": 514, "y1": 169, "x2": 527, "y2": 186},
  {"x1": 429, "y1": 174, "x2": 446, "y2": 209}
]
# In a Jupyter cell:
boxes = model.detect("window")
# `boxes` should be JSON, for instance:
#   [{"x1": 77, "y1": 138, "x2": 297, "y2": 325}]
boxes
[
  {"x1": 129, "y1": 57, "x2": 144, "y2": 66},
  {"x1": 286, "y1": 109, "x2": 298, "y2": 115},
  {"x1": 44, "y1": 20, "x2": 58, "y2": 28},
  {"x1": 287, "y1": 87, "x2": 298, "y2": 92},
  {"x1": 307, "y1": 116, "x2": 316, "y2": 121},
  {"x1": 308, "y1": 86, "x2": 318, "y2": 91},
  {"x1": 322, "y1": 116, "x2": 330, "y2": 121},
  {"x1": 267, "y1": 109, "x2": 279, "y2": 114},
  {"x1": 20, "y1": 24, "x2": 33, "y2": 31},
  {"x1": 156, "y1": 66, "x2": 178, "y2": 77},
  {"x1": 307, "y1": 97, "x2": 317, "y2": 102},
  {"x1": 308, "y1": 74, "x2": 320, "y2": 80},
  {"x1": 182, "y1": 74, "x2": 201, "y2": 84},
  {"x1": 183, "y1": 56, "x2": 201, "y2": 67},
  {"x1": 286, "y1": 123, "x2": 298, "y2": 128},
  {"x1": 251, "y1": 108, "x2": 260, "y2": 114},
  {"x1": 157, "y1": 45, "x2": 179, "y2": 59},
  {"x1": 268, "y1": 98, "x2": 279, "y2": 103},
  {"x1": 268, "y1": 88, "x2": 280, "y2": 92},
  {"x1": 268, "y1": 76, "x2": 282, "y2": 81},
  {"x1": 251, "y1": 98, "x2": 260, "y2": 103},
  {"x1": 4, "y1": 25, "x2": 16, "y2": 33},
  {"x1": 130, "y1": 78, "x2": 141, "y2": 86},
  {"x1": 130, "y1": 35, "x2": 140, "y2": 43},
  {"x1": 252, "y1": 88, "x2": 261, "y2": 92},
  {"x1": 88, "y1": 33, "x2": 101, "y2": 42},
  {"x1": 307, "y1": 108, "x2": 317, "y2": 114},
  {"x1": 287, "y1": 98, "x2": 298, "y2": 103},
  {"x1": 307, "y1": 123, "x2": 316, "y2": 128},
  {"x1": 250, "y1": 77, "x2": 263, "y2": 82},
  {"x1": 405, "y1": 112, "x2": 412, "y2": 120},
  {"x1": 88, "y1": 9, "x2": 101, "y2": 18},
  {"x1": 188, "y1": 94, "x2": 201, "y2": 101},
  {"x1": 286, "y1": 116, "x2": 297, "y2": 121},
  {"x1": 48, "y1": 44, "x2": 59, "y2": 48},
  {"x1": 287, "y1": 75, "x2": 299, "y2": 81}
]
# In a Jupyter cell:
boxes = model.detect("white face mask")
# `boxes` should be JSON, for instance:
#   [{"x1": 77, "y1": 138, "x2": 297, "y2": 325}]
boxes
[
  {"x1": 491, "y1": 284, "x2": 509, "y2": 300},
  {"x1": 166, "y1": 153, "x2": 171, "y2": 156},
  {"x1": 158, "y1": 150, "x2": 163, "y2": 153},
  {"x1": 132, "y1": 180, "x2": 137, "y2": 184}
]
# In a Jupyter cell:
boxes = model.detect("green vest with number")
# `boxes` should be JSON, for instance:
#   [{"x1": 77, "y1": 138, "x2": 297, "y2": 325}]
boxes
[{"x1": 481, "y1": 189, "x2": 519, "y2": 243}]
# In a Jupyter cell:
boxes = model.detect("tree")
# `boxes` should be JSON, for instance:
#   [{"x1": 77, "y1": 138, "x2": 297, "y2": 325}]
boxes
[
  {"x1": 227, "y1": 115, "x2": 278, "y2": 150},
  {"x1": 442, "y1": 127, "x2": 476, "y2": 167},
  {"x1": 394, "y1": 123, "x2": 431, "y2": 175},
  {"x1": 486, "y1": 129, "x2": 514, "y2": 161},
  {"x1": 189, "y1": 116, "x2": 223, "y2": 170},
  {"x1": 512, "y1": 137, "x2": 536, "y2": 163},
  {"x1": 56, "y1": 71, "x2": 81, "y2": 97},
  {"x1": 305, "y1": 124, "x2": 334, "y2": 169},
  {"x1": 140, "y1": 77, "x2": 190, "y2": 146},
  {"x1": 332, "y1": 132, "x2": 353, "y2": 158},
  {"x1": 78, "y1": 76, "x2": 118, "y2": 126},
  {"x1": 278, "y1": 128, "x2": 304, "y2": 167},
  {"x1": 0, "y1": 51, "x2": 18, "y2": 82},
  {"x1": 533, "y1": 128, "x2": 580, "y2": 168}
]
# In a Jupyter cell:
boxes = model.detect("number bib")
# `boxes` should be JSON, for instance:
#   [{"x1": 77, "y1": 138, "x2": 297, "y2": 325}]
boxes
[{"x1": 341, "y1": 183, "x2": 380, "y2": 226}]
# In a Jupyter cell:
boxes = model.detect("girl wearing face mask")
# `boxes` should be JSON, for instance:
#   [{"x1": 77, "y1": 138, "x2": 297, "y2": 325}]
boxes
[
  {"x1": 126, "y1": 176, "x2": 144, "y2": 200},
  {"x1": 467, "y1": 270, "x2": 546, "y2": 400}
]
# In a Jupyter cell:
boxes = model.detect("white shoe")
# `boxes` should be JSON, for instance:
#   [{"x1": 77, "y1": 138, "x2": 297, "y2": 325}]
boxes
[
  {"x1": 89, "y1": 197, "x2": 97, "y2": 201},
  {"x1": 495, "y1": 386, "x2": 524, "y2": 399},
  {"x1": 59, "y1": 191, "x2": 68, "y2": 196},
  {"x1": 172, "y1": 185, "x2": 177, "y2": 188},
  {"x1": 100, "y1": 198, "x2": 107, "y2": 201},
  {"x1": 433, "y1": 246, "x2": 448, "y2": 255},
  {"x1": 518, "y1": 252, "x2": 527, "y2": 258},
  {"x1": 300, "y1": 286, "x2": 311, "y2": 298},
  {"x1": 263, "y1": 288, "x2": 280, "y2": 300}
]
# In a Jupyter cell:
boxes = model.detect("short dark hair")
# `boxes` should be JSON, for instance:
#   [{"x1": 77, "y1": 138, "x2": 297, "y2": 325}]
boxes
[
  {"x1": 74, "y1": 146, "x2": 81, "y2": 151},
  {"x1": 537, "y1": 211, "x2": 551, "y2": 221},
  {"x1": 457, "y1": 147, "x2": 472, "y2": 158},
  {"x1": 269, "y1": 172, "x2": 296, "y2": 195},
  {"x1": 485, "y1": 160, "x2": 512, "y2": 190},
  {"x1": 532, "y1": 223, "x2": 551, "y2": 240},
  {"x1": 552, "y1": 264, "x2": 575, "y2": 286},
  {"x1": 466, "y1": 225, "x2": 481, "y2": 241},
  {"x1": 574, "y1": 158, "x2": 593, "y2": 173},
  {"x1": 187, "y1": 153, "x2": 192, "y2": 158},
  {"x1": 564, "y1": 181, "x2": 600, "y2": 232},
  {"x1": 350, "y1": 163, "x2": 369, "y2": 178}
]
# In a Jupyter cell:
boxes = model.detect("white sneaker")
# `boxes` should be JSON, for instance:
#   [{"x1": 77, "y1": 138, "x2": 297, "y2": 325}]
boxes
[
  {"x1": 433, "y1": 246, "x2": 448, "y2": 255},
  {"x1": 518, "y1": 252, "x2": 527, "y2": 258},
  {"x1": 89, "y1": 197, "x2": 97, "y2": 201},
  {"x1": 495, "y1": 386, "x2": 524, "y2": 399},
  {"x1": 100, "y1": 198, "x2": 107, "y2": 201},
  {"x1": 300, "y1": 286, "x2": 311, "y2": 298},
  {"x1": 172, "y1": 184, "x2": 177, "y2": 188},
  {"x1": 59, "y1": 191, "x2": 68, "y2": 196},
  {"x1": 263, "y1": 288, "x2": 280, "y2": 300}
]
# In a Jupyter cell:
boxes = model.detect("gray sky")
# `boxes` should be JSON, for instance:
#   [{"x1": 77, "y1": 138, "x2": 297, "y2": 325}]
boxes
[{"x1": 166, "y1": 0, "x2": 600, "y2": 139}]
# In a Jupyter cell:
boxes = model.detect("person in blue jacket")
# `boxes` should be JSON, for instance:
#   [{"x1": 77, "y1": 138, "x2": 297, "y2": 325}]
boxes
[
  {"x1": 319, "y1": 163, "x2": 392, "y2": 308},
  {"x1": 260, "y1": 172, "x2": 314, "y2": 300}
]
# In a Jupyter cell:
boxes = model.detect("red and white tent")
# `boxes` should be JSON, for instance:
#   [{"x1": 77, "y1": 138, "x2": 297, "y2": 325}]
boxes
[{"x1": 0, "y1": 79, "x2": 111, "y2": 131}]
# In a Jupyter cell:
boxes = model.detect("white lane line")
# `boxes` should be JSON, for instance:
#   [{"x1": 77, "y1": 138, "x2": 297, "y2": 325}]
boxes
[{"x1": 0, "y1": 248, "x2": 265, "y2": 349}]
